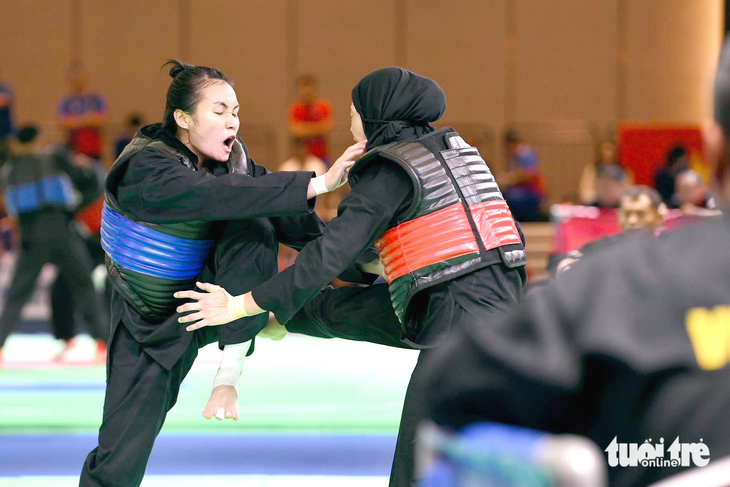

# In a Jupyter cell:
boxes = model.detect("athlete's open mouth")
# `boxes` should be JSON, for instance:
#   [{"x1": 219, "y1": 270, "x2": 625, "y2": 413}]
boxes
[{"x1": 224, "y1": 136, "x2": 235, "y2": 151}]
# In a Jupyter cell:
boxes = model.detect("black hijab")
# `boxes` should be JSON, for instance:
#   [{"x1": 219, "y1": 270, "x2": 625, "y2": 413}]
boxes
[{"x1": 352, "y1": 67, "x2": 446, "y2": 150}]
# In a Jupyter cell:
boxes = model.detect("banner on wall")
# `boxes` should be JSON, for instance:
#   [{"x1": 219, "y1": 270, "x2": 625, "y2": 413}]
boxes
[{"x1": 617, "y1": 124, "x2": 708, "y2": 186}]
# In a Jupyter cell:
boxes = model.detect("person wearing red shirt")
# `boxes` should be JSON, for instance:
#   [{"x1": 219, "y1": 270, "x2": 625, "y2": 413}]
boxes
[{"x1": 288, "y1": 74, "x2": 333, "y2": 162}]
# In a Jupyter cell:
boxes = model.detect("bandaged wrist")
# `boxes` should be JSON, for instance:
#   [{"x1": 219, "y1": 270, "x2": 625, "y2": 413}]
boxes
[
  {"x1": 228, "y1": 294, "x2": 248, "y2": 321},
  {"x1": 213, "y1": 342, "x2": 249, "y2": 388},
  {"x1": 311, "y1": 174, "x2": 329, "y2": 195}
]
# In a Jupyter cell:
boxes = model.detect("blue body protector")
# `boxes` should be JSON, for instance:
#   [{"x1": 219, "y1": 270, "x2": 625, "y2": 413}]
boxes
[{"x1": 101, "y1": 128, "x2": 248, "y2": 322}]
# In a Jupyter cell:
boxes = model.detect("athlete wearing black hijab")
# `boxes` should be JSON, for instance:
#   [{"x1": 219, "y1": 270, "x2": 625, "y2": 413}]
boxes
[{"x1": 178, "y1": 67, "x2": 527, "y2": 486}]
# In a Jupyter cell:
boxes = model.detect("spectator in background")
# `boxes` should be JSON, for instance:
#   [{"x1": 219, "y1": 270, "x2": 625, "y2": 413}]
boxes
[
  {"x1": 501, "y1": 129, "x2": 547, "y2": 221},
  {"x1": 616, "y1": 185, "x2": 666, "y2": 232},
  {"x1": 0, "y1": 69, "x2": 14, "y2": 165},
  {"x1": 279, "y1": 137, "x2": 327, "y2": 176},
  {"x1": 655, "y1": 144, "x2": 689, "y2": 207},
  {"x1": 673, "y1": 169, "x2": 721, "y2": 217},
  {"x1": 114, "y1": 113, "x2": 143, "y2": 159},
  {"x1": 288, "y1": 74, "x2": 333, "y2": 163},
  {"x1": 578, "y1": 140, "x2": 632, "y2": 205},
  {"x1": 554, "y1": 185, "x2": 665, "y2": 276},
  {"x1": 276, "y1": 138, "x2": 331, "y2": 272},
  {"x1": 588, "y1": 164, "x2": 628, "y2": 209},
  {"x1": 58, "y1": 65, "x2": 107, "y2": 163}
]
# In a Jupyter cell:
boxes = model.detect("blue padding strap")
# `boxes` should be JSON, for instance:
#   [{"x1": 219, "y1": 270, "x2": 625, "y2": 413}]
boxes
[
  {"x1": 4, "y1": 184, "x2": 40, "y2": 215},
  {"x1": 101, "y1": 204, "x2": 214, "y2": 281},
  {"x1": 3, "y1": 176, "x2": 75, "y2": 216},
  {"x1": 40, "y1": 175, "x2": 75, "y2": 206}
]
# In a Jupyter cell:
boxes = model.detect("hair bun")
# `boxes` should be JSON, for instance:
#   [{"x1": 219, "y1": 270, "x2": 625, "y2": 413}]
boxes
[{"x1": 164, "y1": 60, "x2": 187, "y2": 79}]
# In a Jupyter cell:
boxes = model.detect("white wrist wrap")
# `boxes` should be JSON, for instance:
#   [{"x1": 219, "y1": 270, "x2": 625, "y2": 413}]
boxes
[
  {"x1": 228, "y1": 294, "x2": 248, "y2": 321},
  {"x1": 213, "y1": 341, "x2": 249, "y2": 388},
  {"x1": 311, "y1": 175, "x2": 329, "y2": 195}
]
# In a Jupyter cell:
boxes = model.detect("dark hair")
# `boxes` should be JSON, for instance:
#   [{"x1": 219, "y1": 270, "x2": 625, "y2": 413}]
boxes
[
  {"x1": 126, "y1": 113, "x2": 143, "y2": 127},
  {"x1": 16, "y1": 124, "x2": 39, "y2": 144},
  {"x1": 621, "y1": 185, "x2": 663, "y2": 210},
  {"x1": 160, "y1": 60, "x2": 233, "y2": 134},
  {"x1": 595, "y1": 140, "x2": 620, "y2": 168},
  {"x1": 666, "y1": 145, "x2": 687, "y2": 169},
  {"x1": 503, "y1": 129, "x2": 520, "y2": 144}
]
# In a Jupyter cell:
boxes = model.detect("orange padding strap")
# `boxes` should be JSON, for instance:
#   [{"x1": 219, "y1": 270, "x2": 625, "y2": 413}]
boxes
[{"x1": 375, "y1": 200, "x2": 522, "y2": 284}]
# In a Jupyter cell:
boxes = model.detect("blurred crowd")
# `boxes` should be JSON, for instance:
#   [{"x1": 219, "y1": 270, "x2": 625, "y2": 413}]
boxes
[{"x1": 498, "y1": 130, "x2": 720, "y2": 221}]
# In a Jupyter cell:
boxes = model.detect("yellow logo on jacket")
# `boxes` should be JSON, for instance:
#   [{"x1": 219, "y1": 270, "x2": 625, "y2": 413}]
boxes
[{"x1": 686, "y1": 306, "x2": 730, "y2": 370}]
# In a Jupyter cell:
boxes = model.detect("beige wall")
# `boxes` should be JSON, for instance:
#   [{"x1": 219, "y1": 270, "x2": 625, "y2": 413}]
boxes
[{"x1": 1, "y1": 0, "x2": 723, "y2": 201}]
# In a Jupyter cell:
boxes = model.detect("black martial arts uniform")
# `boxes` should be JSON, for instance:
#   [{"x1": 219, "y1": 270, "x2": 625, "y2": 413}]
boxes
[
  {"x1": 50, "y1": 165, "x2": 107, "y2": 343},
  {"x1": 49, "y1": 233, "x2": 108, "y2": 343},
  {"x1": 80, "y1": 124, "x2": 324, "y2": 487},
  {"x1": 0, "y1": 149, "x2": 106, "y2": 349},
  {"x1": 248, "y1": 68, "x2": 528, "y2": 487},
  {"x1": 417, "y1": 216, "x2": 730, "y2": 486}
]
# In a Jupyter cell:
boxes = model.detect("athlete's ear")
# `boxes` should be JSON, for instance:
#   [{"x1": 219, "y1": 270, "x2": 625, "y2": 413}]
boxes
[{"x1": 174, "y1": 109, "x2": 191, "y2": 131}]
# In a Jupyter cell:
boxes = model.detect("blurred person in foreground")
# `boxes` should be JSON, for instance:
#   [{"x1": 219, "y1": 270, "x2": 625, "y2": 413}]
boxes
[
  {"x1": 288, "y1": 74, "x2": 334, "y2": 163},
  {"x1": 0, "y1": 125, "x2": 107, "y2": 364},
  {"x1": 414, "y1": 37, "x2": 730, "y2": 487},
  {"x1": 176, "y1": 66, "x2": 528, "y2": 487},
  {"x1": 674, "y1": 169, "x2": 721, "y2": 217},
  {"x1": 58, "y1": 65, "x2": 107, "y2": 163},
  {"x1": 501, "y1": 129, "x2": 547, "y2": 221}
]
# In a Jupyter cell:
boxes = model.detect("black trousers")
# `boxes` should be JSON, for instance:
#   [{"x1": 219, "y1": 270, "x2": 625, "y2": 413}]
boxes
[
  {"x1": 0, "y1": 233, "x2": 107, "y2": 348},
  {"x1": 50, "y1": 235, "x2": 109, "y2": 342},
  {"x1": 79, "y1": 227, "x2": 264, "y2": 487},
  {"x1": 79, "y1": 322, "x2": 218, "y2": 487},
  {"x1": 286, "y1": 267, "x2": 525, "y2": 487}
]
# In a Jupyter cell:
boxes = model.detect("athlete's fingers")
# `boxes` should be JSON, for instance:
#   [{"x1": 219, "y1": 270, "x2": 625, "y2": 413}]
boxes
[
  {"x1": 179, "y1": 311, "x2": 206, "y2": 324},
  {"x1": 186, "y1": 318, "x2": 215, "y2": 332},
  {"x1": 176, "y1": 302, "x2": 201, "y2": 313},
  {"x1": 174, "y1": 290, "x2": 205, "y2": 300},
  {"x1": 196, "y1": 282, "x2": 221, "y2": 293}
]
